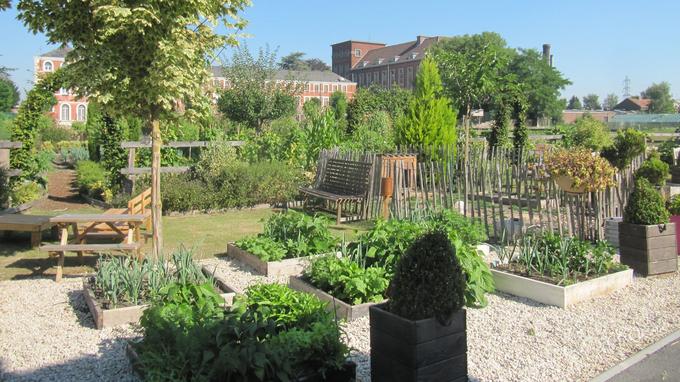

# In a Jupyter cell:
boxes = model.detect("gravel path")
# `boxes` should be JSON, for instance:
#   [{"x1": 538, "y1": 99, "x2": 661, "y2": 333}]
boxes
[
  {"x1": 0, "y1": 278, "x2": 138, "y2": 382},
  {"x1": 1, "y1": 257, "x2": 679, "y2": 382}
]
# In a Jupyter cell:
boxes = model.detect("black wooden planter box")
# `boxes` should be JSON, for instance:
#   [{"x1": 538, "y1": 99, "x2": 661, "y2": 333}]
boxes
[
  {"x1": 619, "y1": 222, "x2": 678, "y2": 276},
  {"x1": 369, "y1": 303, "x2": 467, "y2": 382},
  {"x1": 671, "y1": 166, "x2": 680, "y2": 184}
]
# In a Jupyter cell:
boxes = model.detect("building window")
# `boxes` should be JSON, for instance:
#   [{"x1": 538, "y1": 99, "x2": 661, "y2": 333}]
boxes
[
  {"x1": 315, "y1": 84, "x2": 320, "y2": 92},
  {"x1": 60, "y1": 104, "x2": 71, "y2": 121},
  {"x1": 59, "y1": 88, "x2": 68, "y2": 95},
  {"x1": 77, "y1": 104, "x2": 87, "y2": 121},
  {"x1": 354, "y1": 48, "x2": 361, "y2": 57},
  {"x1": 305, "y1": 83, "x2": 310, "y2": 91},
  {"x1": 324, "y1": 84, "x2": 328, "y2": 92},
  {"x1": 43, "y1": 61, "x2": 53, "y2": 72}
]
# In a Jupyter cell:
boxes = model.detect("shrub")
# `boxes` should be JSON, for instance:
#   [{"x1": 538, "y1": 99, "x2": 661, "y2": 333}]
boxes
[
  {"x1": 668, "y1": 195, "x2": 680, "y2": 216},
  {"x1": 601, "y1": 128, "x2": 647, "y2": 170},
  {"x1": 544, "y1": 148, "x2": 616, "y2": 191},
  {"x1": 9, "y1": 181, "x2": 43, "y2": 205},
  {"x1": 634, "y1": 152, "x2": 669, "y2": 188},
  {"x1": 57, "y1": 146, "x2": 89, "y2": 167},
  {"x1": 658, "y1": 138, "x2": 680, "y2": 166},
  {"x1": 160, "y1": 173, "x2": 215, "y2": 213},
  {"x1": 387, "y1": 231, "x2": 466, "y2": 322},
  {"x1": 262, "y1": 210, "x2": 338, "y2": 258},
  {"x1": 0, "y1": 169, "x2": 9, "y2": 207},
  {"x1": 75, "y1": 160, "x2": 108, "y2": 197},
  {"x1": 340, "y1": 111, "x2": 396, "y2": 153},
  {"x1": 0, "y1": 113, "x2": 13, "y2": 140},
  {"x1": 624, "y1": 178, "x2": 669, "y2": 225},
  {"x1": 556, "y1": 115, "x2": 612, "y2": 151},
  {"x1": 38, "y1": 121, "x2": 76, "y2": 143}
]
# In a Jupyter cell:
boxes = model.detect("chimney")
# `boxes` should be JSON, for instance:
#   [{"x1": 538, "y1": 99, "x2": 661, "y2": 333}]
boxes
[
  {"x1": 542, "y1": 44, "x2": 552, "y2": 67},
  {"x1": 416, "y1": 35, "x2": 428, "y2": 45}
]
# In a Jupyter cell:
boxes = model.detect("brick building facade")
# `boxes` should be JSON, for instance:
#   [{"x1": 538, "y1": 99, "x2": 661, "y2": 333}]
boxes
[
  {"x1": 331, "y1": 36, "x2": 444, "y2": 90},
  {"x1": 34, "y1": 47, "x2": 88, "y2": 126}
]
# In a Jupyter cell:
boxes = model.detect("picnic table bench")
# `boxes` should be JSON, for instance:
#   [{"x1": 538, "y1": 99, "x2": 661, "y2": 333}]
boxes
[
  {"x1": 83, "y1": 188, "x2": 152, "y2": 240},
  {"x1": 0, "y1": 214, "x2": 55, "y2": 247},
  {"x1": 300, "y1": 158, "x2": 373, "y2": 224},
  {"x1": 40, "y1": 213, "x2": 149, "y2": 282}
]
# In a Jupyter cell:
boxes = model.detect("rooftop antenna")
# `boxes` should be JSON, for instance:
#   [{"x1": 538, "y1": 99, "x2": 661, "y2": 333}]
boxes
[{"x1": 623, "y1": 76, "x2": 631, "y2": 98}]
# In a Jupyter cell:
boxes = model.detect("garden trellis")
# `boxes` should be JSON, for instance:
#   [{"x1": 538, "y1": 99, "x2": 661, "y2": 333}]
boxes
[{"x1": 316, "y1": 144, "x2": 643, "y2": 242}]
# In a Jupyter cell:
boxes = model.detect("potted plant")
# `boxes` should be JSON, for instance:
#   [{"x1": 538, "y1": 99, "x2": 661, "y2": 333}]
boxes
[
  {"x1": 369, "y1": 231, "x2": 467, "y2": 382},
  {"x1": 667, "y1": 195, "x2": 680, "y2": 256},
  {"x1": 619, "y1": 178, "x2": 678, "y2": 276},
  {"x1": 544, "y1": 148, "x2": 616, "y2": 194}
]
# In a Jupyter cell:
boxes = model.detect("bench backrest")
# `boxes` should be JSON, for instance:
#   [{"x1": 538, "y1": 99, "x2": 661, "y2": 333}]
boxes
[
  {"x1": 128, "y1": 188, "x2": 152, "y2": 230},
  {"x1": 319, "y1": 159, "x2": 372, "y2": 196}
]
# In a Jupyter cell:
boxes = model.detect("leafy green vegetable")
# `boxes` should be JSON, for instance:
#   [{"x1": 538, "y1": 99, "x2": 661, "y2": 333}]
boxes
[
  {"x1": 235, "y1": 236, "x2": 287, "y2": 261},
  {"x1": 305, "y1": 255, "x2": 389, "y2": 305}
]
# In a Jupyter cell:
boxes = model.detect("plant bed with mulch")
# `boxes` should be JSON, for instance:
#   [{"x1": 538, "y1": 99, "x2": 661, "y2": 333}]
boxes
[
  {"x1": 491, "y1": 232, "x2": 632, "y2": 307},
  {"x1": 288, "y1": 275, "x2": 382, "y2": 321}
]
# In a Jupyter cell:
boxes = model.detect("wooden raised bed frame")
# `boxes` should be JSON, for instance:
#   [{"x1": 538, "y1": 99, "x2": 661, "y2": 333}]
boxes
[
  {"x1": 227, "y1": 243, "x2": 317, "y2": 277},
  {"x1": 289, "y1": 276, "x2": 381, "y2": 321}
]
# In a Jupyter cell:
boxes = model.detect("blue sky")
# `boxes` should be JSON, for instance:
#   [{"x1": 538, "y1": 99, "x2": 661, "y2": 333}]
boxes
[{"x1": 1, "y1": 0, "x2": 679, "y2": 101}]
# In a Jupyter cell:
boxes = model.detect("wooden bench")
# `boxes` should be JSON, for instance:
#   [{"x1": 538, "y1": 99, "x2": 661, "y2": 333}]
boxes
[
  {"x1": 300, "y1": 158, "x2": 373, "y2": 224},
  {"x1": 40, "y1": 213, "x2": 149, "y2": 282},
  {"x1": 0, "y1": 214, "x2": 55, "y2": 248},
  {"x1": 84, "y1": 188, "x2": 152, "y2": 239}
]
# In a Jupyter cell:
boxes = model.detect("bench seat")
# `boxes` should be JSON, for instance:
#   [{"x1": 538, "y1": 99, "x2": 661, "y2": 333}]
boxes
[
  {"x1": 40, "y1": 243, "x2": 142, "y2": 252},
  {"x1": 299, "y1": 188, "x2": 364, "y2": 202}
]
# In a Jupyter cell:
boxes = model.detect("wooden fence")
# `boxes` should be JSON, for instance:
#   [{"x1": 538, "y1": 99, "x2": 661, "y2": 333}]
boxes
[{"x1": 317, "y1": 145, "x2": 643, "y2": 242}]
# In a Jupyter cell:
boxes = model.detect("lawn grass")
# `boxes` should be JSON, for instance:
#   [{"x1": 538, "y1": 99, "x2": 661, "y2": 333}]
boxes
[{"x1": 0, "y1": 207, "x2": 371, "y2": 281}]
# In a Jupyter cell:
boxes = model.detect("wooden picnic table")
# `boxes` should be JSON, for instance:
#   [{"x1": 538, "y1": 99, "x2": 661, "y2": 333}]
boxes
[
  {"x1": 40, "y1": 213, "x2": 149, "y2": 282},
  {"x1": 0, "y1": 214, "x2": 55, "y2": 248}
]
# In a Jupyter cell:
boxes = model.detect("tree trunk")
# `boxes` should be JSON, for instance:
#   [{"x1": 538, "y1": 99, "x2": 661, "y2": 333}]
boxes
[{"x1": 151, "y1": 119, "x2": 163, "y2": 257}]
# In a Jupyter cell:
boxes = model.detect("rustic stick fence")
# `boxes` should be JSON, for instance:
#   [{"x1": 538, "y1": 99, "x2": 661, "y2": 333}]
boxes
[{"x1": 317, "y1": 144, "x2": 643, "y2": 242}]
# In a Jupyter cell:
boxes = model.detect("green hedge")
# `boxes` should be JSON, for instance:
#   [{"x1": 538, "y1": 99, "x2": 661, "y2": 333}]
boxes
[{"x1": 75, "y1": 160, "x2": 109, "y2": 200}]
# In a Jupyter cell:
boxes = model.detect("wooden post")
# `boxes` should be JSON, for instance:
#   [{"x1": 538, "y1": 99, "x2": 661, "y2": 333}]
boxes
[{"x1": 151, "y1": 119, "x2": 163, "y2": 258}]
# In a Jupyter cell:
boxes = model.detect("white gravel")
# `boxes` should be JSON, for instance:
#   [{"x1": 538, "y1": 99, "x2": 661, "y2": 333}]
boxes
[{"x1": 1, "y1": 257, "x2": 679, "y2": 382}]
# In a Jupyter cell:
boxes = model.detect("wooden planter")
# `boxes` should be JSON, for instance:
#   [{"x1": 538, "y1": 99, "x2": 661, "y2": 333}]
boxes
[
  {"x1": 555, "y1": 175, "x2": 587, "y2": 194},
  {"x1": 619, "y1": 222, "x2": 678, "y2": 276},
  {"x1": 671, "y1": 165, "x2": 680, "y2": 184},
  {"x1": 227, "y1": 243, "x2": 316, "y2": 277},
  {"x1": 605, "y1": 217, "x2": 623, "y2": 248},
  {"x1": 369, "y1": 303, "x2": 467, "y2": 382},
  {"x1": 491, "y1": 268, "x2": 633, "y2": 308},
  {"x1": 84, "y1": 271, "x2": 237, "y2": 329},
  {"x1": 289, "y1": 276, "x2": 381, "y2": 321}
]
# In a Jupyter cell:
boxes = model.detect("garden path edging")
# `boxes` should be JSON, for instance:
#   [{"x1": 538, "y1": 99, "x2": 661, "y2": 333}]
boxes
[{"x1": 288, "y1": 276, "x2": 381, "y2": 321}]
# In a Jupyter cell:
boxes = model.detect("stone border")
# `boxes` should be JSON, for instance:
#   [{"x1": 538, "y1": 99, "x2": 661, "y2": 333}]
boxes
[
  {"x1": 288, "y1": 276, "x2": 382, "y2": 321},
  {"x1": 83, "y1": 270, "x2": 237, "y2": 329},
  {"x1": 491, "y1": 268, "x2": 634, "y2": 308},
  {"x1": 226, "y1": 243, "x2": 315, "y2": 277}
]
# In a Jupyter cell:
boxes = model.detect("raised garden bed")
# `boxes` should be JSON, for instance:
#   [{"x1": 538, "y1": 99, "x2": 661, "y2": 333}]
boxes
[
  {"x1": 227, "y1": 242, "x2": 319, "y2": 277},
  {"x1": 83, "y1": 269, "x2": 237, "y2": 329},
  {"x1": 491, "y1": 268, "x2": 633, "y2": 308},
  {"x1": 126, "y1": 341, "x2": 357, "y2": 381},
  {"x1": 289, "y1": 275, "x2": 382, "y2": 321}
]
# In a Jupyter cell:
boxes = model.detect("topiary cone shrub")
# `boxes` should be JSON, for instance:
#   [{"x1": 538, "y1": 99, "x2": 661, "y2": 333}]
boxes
[
  {"x1": 387, "y1": 230, "x2": 465, "y2": 322},
  {"x1": 620, "y1": 178, "x2": 677, "y2": 276},
  {"x1": 369, "y1": 231, "x2": 468, "y2": 382}
]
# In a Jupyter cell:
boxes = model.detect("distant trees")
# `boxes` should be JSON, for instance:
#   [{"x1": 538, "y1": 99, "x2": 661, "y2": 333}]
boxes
[
  {"x1": 279, "y1": 51, "x2": 330, "y2": 71},
  {"x1": 604, "y1": 93, "x2": 619, "y2": 111},
  {"x1": 643, "y1": 82, "x2": 675, "y2": 113},
  {"x1": 0, "y1": 76, "x2": 19, "y2": 112},
  {"x1": 347, "y1": 85, "x2": 413, "y2": 130},
  {"x1": 567, "y1": 96, "x2": 582, "y2": 110},
  {"x1": 395, "y1": 57, "x2": 457, "y2": 148},
  {"x1": 582, "y1": 94, "x2": 601, "y2": 110},
  {"x1": 218, "y1": 47, "x2": 300, "y2": 131}
]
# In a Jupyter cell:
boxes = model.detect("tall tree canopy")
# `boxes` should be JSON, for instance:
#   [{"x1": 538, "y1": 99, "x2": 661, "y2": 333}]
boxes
[
  {"x1": 603, "y1": 93, "x2": 619, "y2": 111},
  {"x1": 395, "y1": 56, "x2": 457, "y2": 149},
  {"x1": 278, "y1": 51, "x2": 330, "y2": 71},
  {"x1": 567, "y1": 95, "x2": 582, "y2": 110},
  {"x1": 642, "y1": 82, "x2": 675, "y2": 113},
  {"x1": 582, "y1": 94, "x2": 601, "y2": 110},
  {"x1": 0, "y1": 76, "x2": 19, "y2": 112},
  {"x1": 218, "y1": 46, "x2": 299, "y2": 131},
  {"x1": 16, "y1": 0, "x2": 250, "y2": 256}
]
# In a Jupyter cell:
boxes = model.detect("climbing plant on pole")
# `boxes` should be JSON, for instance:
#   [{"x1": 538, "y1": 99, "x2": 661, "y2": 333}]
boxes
[
  {"x1": 17, "y1": 0, "x2": 250, "y2": 257},
  {"x1": 11, "y1": 69, "x2": 63, "y2": 184},
  {"x1": 512, "y1": 99, "x2": 529, "y2": 151}
]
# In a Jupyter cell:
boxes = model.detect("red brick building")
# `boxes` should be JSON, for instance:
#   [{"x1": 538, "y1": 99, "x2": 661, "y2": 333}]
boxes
[
  {"x1": 210, "y1": 67, "x2": 356, "y2": 109},
  {"x1": 331, "y1": 36, "x2": 445, "y2": 90},
  {"x1": 34, "y1": 47, "x2": 88, "y2": 126}
]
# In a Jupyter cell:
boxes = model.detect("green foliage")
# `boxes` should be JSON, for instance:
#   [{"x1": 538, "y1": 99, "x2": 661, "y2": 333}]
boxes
[
  {"x1": 75, "y1": 160, "x2": 108, "y2": 198},
  {"x1": 233, "y1": 283, "x2": 331, "y2": 330},
  {"x1": 37, "y1": 121, "x2": 76, "y2": 143},
  {"x1": 512, "y1": 99, "x2": 529, "y2": 150},
  {"x1": 601, "y1": 128, "x2": 647, "y2": 170},
  {"x1": 643, "y1": 82, "x2": 676, "y2": 114},
  {"x1": 300, "y1": 107, "x2": 341, "y2": 169},
  {"x1": 556, "y1": 115, "x2": 612, "y2": 151},
  {"x1": 339, "y1": 111, "x2": 396, "y2": 153},
  {"x1": 488, "y1": 101, "x2": 512, "y2": 150},
  {"x1": 567, "y1": 95, "x2": 582, "y2": 110},
  {"x1": 0, "y1": 169, "x2": 9, "y2": 208},
  {"x1": 635, "y1": 152, "x2": 669, "y2": 187},
  {"x1": 218, "y1": 46, "x2": 300, "y2": 130},
  {"x1": 658, "y1": 138, "x2": 680, "y2": 166},
  {"x1": 278, "y1": 51, "x2": 330, "y2": 71},
  {"x1": 0, "y1": 113, "x2": 13, "y2": 140},
  {"x1": 10, "y1": 69, "x2": 64, "y2": 183},
  {"x1": 56, "y1": 146, "x2": 89, "y2": 167},
  {"x1": 624, "y1": 178, "x2": 669, "y2": 225},
  {"x1": 0, "y1": 77, "x2": 20, "y2": 112},
  {"x1": 235, "y1": 236, "x2": 287, "y2": 261},
  {"x1": 93, "y1": 247, "x2": 209, "y2": 308},
  {"x1": 388, "y1": 231, "x2": 466, "y2": 322},
  {"x1": 9, "y1": 181, "x2": 43, "y2": 205},
  {"x1": 100, "y1": 114, "x2": 128, "y2": 189},
  {"x1": 667, "y1": 195, "x2": 680, "y2": 216},
  {"x1": 582, "y1": 94, "x2": 601, "y2": 110},
  {"x1": 262, "y1": 210, "x2": 338, "y2": 257},
  {"x1": 495, "y1": 232, "x2": 619, "y2": 285},
  {"x1": 604, "y1": 93, "x2": 619, "y2": 111},
  {"x1": 347, "y1": 85, "x2": 413, "y2": 130},
  {"x1": 395, "y1": 56, "x2": 458, "y2": 149},
  {"x1": 329, "y1": 91, "x2": 348, "y2": 131},
  {"x1": 305, "y1": 255, "x2": 389, "y2": 305}
]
